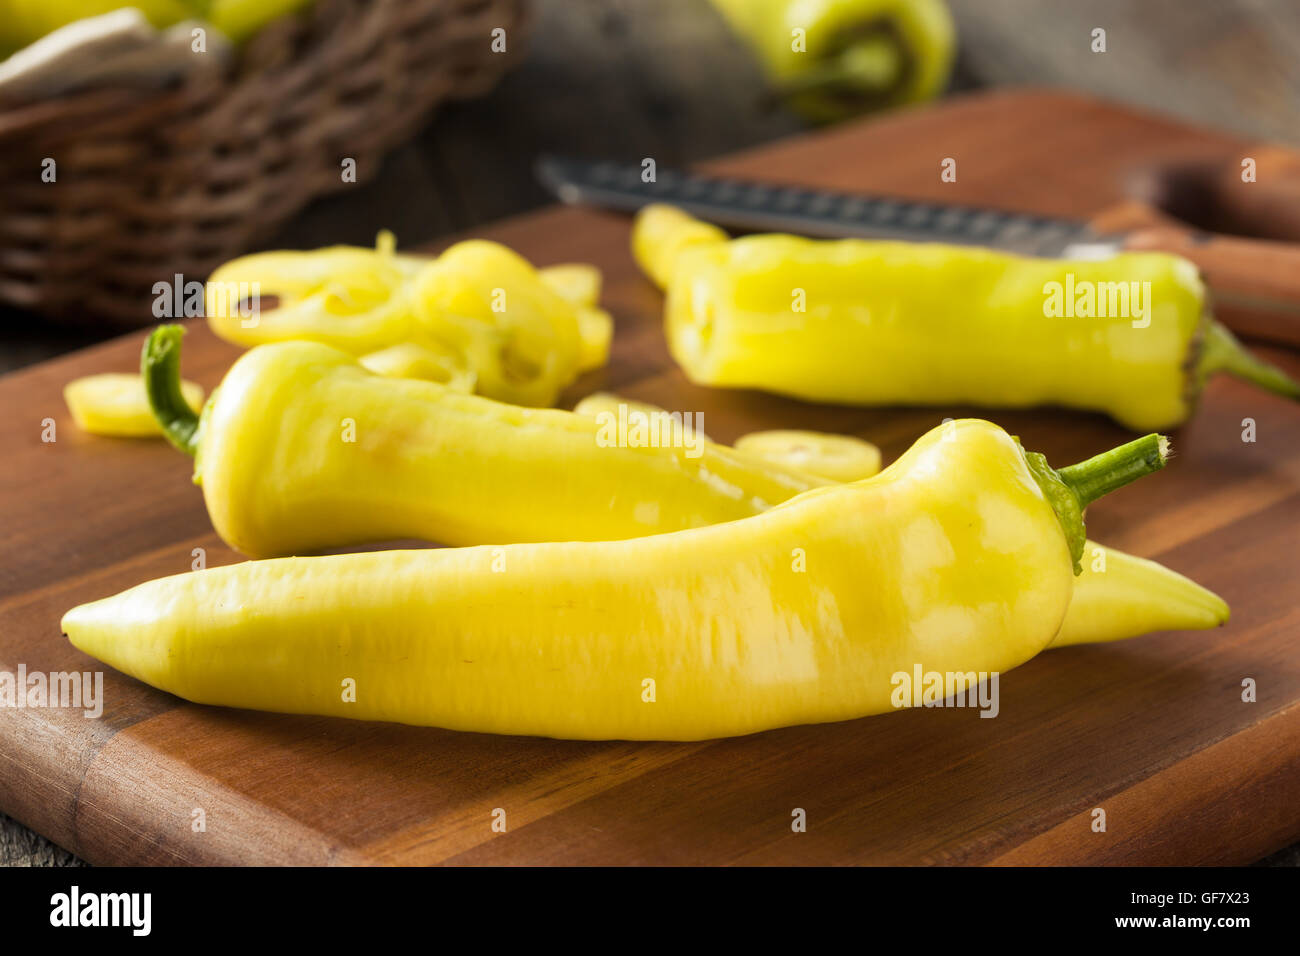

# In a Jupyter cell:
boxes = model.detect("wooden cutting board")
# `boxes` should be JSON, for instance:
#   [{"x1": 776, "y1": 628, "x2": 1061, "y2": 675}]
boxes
[{"x1": 2, "y1": 90, "x2": 1298, "y2": 866}]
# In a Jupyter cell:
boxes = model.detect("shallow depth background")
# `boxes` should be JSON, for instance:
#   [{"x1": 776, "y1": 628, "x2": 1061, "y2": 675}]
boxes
[{"x1": 3, "y1": 0, "x2": 1299, "y2": 865}]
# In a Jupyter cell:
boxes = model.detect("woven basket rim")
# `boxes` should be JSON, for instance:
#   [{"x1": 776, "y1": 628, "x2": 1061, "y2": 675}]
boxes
[{"x1": 0, "y1": 0, "x2": 531, "y2": 325}]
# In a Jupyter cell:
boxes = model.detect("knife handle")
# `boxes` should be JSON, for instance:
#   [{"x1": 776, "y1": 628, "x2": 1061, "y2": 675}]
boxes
[
  {"x1": 1129, "y1": 145, "x2": 1300, "y2": 244},
  {"x1": 1208, "y1": 145, "x2": 1300, "y2": 243},
  {"x1": 1120, "y1": 224, "x2": 1300, "y2": 347}
]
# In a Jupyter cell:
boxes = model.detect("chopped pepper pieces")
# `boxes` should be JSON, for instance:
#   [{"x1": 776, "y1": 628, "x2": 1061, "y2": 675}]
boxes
[{"x1": 205, "y1": 235, "x2": 610, "y2": 406}]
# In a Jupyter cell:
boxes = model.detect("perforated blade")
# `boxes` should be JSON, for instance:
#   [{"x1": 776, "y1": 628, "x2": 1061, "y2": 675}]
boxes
[{"x1": 537, "y1": 155, "x2": 1122, "y2": 259}]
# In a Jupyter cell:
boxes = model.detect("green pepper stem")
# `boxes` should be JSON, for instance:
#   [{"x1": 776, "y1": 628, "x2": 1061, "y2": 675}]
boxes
[
  {"x1": 1057, "y1": 433, "x2": 1170, "y2": 510},
  {"x1": 772, "y1": 36, "x2": 903, "y2": 101},
  {"x1": 1196, "y1": 319, "x2": 1300, "y2": 401},
  {"x1": 1021, "y1": 433, "x2": 1169, "y2": 574},
  {"x1": 142, "y1": 324, "x2": 200, "y2": 457}
]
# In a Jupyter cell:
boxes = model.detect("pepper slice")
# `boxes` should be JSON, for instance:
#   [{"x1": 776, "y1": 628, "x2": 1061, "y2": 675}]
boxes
[
  {"x1": 204, "y1": 234, "x2": 423, "y2": 354},
  {"x1": 204, "y1": 236, "x2": 608, "y2": 405},
  {"x1": 538, "y1": 263, "x2": 603, "y2": 308},
  {"x1": 62, "y1": 419, "x2": 1168, "y2": 740},
  {"x1": 65, "y1": 372, "x2": 204, "y2": 438},
  {"x1": 359, "y1": 342, "x2": 476, "y2": 393},
  {"x1": 574, "y1": 306, "x2": 615, "y2": 372},
  {"x1": 411, "y1": 240, "x2": 585, "y2": 407},
  {"x1": 734, "y1": 429, "x2": 882, "y2": 482}
]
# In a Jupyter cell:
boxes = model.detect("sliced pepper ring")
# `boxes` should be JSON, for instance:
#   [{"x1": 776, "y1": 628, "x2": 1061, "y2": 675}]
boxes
[
  {"x1": 412, "y1": 240, "x2": 584, "y2": 407},
  {"x1": 205, "y1": 240, "x2": 423, "y2": 354}
]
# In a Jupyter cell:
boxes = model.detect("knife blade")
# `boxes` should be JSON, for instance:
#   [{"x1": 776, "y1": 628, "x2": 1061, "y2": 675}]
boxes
[{"x1": 536, "y1": 155, "x2": 1123, "y2": 260}]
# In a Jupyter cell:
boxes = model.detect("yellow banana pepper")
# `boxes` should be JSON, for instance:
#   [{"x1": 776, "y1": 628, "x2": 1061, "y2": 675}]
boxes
[
  {"x1": 144, "y1": 326, "x2": 821, "y2": 558},
  {"x1": 64, "y1": 420, "x2": 1172, "y2": 740},
  {"x1": 0, "y1": 1, "x2": 196, "y2": 56},
  {"x1": 709, "y1": 0, "x2": 956, "y2": 124},
  {"x1": 635, "y1": 206, "x2": 1300, "y2": 431},
  {"x1": 632, "y1": 204, "x2": 729, "y2": 289},
  {"x1": 0, "y1": 0, "x2": 317, "y2": 53}
]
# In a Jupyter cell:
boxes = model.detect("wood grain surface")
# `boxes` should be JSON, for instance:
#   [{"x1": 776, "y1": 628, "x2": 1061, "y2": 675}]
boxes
[{"x1": 1, "y1": 90, "x2": 1298, "y2": 865}]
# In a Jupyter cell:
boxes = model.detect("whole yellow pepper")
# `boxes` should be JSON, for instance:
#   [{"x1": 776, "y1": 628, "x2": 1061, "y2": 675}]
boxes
[
  {"x1": 632, "y1": 204, "x2": 729, "y2": 289},
  {"x1": 709, "y1": 0, "x2": 956, "y2": 124},
  {"x1": 144, "y1": 326, "x2": 820, "y2": 558},
  {"x1": 62, "y1": 419, "x2": 1167, "y2": 740},
  {"x1": 636, "y1": 206, "x2": 1300, "y2": 431}
]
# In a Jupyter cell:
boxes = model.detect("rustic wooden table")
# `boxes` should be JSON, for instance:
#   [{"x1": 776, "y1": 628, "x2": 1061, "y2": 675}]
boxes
[{"x1": 3, "y1": 0, "x2": 1299, "y2": 866}]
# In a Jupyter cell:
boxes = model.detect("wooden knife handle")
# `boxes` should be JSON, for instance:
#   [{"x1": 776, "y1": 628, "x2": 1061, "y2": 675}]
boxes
[
  {"x1": 1209, "y1": 145, "x2": 1300, "y2": 243},
  {"x1": 1120, "y1": 225, "x2": 1300, "y2": 347},
  {"x1": 1090, "y1": 201, "x2": 1300, "y2": 347},
  {"x1": 1124, "y1": 144, "x2": 1300, "y2": 243}
]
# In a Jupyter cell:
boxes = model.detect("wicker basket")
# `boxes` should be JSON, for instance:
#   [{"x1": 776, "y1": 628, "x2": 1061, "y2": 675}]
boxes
[{"x1": 0, "y1": 0, "x2": 530, "y2": 326}]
